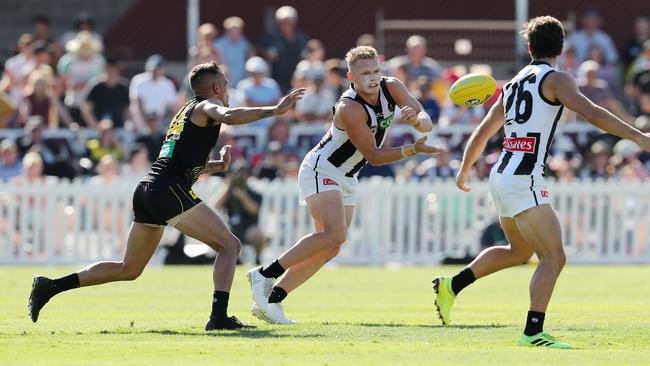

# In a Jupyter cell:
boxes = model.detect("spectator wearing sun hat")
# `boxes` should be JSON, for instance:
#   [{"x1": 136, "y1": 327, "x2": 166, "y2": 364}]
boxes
[{"x1": 57, "y1": 30, "x2": 105, "y2": 125}]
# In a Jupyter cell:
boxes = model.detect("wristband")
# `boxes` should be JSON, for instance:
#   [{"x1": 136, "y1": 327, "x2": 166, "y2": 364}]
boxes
[{"x1": 400, "y1": 145, "x2": 409, "y2": 158}]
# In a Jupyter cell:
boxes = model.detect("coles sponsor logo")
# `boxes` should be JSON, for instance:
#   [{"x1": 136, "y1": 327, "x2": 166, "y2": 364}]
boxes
[
  {"x1": 323, "y1": 178, "x2": 338, "y2": 186},
  {"x1": 503, "y1": 137, "x2": 537, "y2": 153},
  {"x1": 541, "y1": 190, "x2": 549, "y2": 198}
]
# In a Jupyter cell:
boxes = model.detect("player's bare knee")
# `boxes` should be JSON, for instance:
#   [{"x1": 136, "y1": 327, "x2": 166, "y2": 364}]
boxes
[
  {"x1": 539, "y1": 248, "x2": 566, "y2": 271},
  {"x1": 220, "y1": 235, "x2": 242, "y2": 256},
  {"x1": 120, "y1": 263, "x2": 143, "y2": 281},
  {"x1": 326, "y1": 244, "x2": 342, "y2": 259},
  {"x1": 323, "y1": 228, "x2": 346, "y2": 247}
]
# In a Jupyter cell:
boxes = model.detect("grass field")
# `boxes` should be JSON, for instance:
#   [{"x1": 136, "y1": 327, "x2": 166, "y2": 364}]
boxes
[{"x1": 1, "y1": 264, "x2": 649, "y2": 365}]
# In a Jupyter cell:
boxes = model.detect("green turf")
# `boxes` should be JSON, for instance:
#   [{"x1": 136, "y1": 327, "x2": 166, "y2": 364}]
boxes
[{"x1": 1, "y1": 264, "x2": 649, "y2": 365}]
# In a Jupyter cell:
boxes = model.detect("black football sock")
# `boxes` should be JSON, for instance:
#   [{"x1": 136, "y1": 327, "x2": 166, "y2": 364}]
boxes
[
  {"x1": 268, "y1": 286, "x2": 288, "y2": 304},
  {"x1": 259, "y1": 260, "x2": 285, "y2": 279},
  {"x1": 50, "y1": 273, "x2": 80, "y2": 296},
  {"x1": 524, "y1": 311, "x2": 545, "y2": 336},
  {"x1": 211, "y1": 291, "x2": 230, "y2": 319},
  {"x1": 451, "y1": 268, "x2": 476, "y2": 295}
]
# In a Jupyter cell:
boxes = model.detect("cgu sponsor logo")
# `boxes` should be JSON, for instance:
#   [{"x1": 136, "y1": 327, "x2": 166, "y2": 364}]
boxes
[{"x1": 502, "y1": 137, "x2": 537, "y2": 153}]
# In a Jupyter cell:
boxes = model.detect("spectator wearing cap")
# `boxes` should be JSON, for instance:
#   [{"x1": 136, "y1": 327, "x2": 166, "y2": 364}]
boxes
[
  {"x1": 57, "y1": 31, "x2": 106, "y2": 125},
  {"x1": 0, "y1": 139, "x2": 22, "y2": 181},
  {"x1": 129, "y1": 54, "x2": 177, "y2": 132},
  {"x1": 1, "y1": 33, "x2": 34, "y2": 108},
  {"x1": 188, "y1": 23, "x2": 222, "y2": 68},
  {"x1": 259, "y1": 5, "x2": 308, "y2": 93},
  {"x1": 294, "y1": 65, "x2": 335, "y2": 124},
  {"x1": 81, "y1": 58, "x2": 130, "y2": 128},
  {"x1": 566, "y1": 8, "x2": 619, "y2": 65},
  {"x1": 215, "y1": 16, "x2": 253, "y2": 86},
  {"x1": 59, "y1": 11, "x2": 103, "y2": 49},
  {"x1": 387, "y1": 35, "x2": 443, "y2": 83},
  {"x1": 236, "y1": 56, "x2": 281, "y2": 127}
]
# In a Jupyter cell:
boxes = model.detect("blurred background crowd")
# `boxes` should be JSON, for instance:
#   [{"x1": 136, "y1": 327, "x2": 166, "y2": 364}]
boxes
[{"x1": 1, "y1": 5, "x2": 650, "y2": 190}]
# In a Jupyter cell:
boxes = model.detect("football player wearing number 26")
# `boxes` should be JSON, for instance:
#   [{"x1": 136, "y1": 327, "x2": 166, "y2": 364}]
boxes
[{"x1": 432, "y1": 16, "x2": 650, "y2": 349}]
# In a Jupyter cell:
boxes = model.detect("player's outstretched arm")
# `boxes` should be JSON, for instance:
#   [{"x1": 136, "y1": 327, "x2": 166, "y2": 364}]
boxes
[
  {"x1": 386, "y1": 77, "x2": 433, "y2": 133},
  {"x1": 202, "y1": 88, "x2": 306, "y2": 126},
  {"x1": 340, "y1": 100, "x2": 446, "y2": 166},
  {"x1": 456, "y1": 94, "x2": 505, "y2": 192},
  {"x1": 547, "y1": 72, "x2": 650, "y2": 151}
]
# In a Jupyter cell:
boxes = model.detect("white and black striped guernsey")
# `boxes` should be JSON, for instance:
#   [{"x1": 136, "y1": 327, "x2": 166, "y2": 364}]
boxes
[
  {"x1": 494, "y1": 61, "x2": 564, "y2": 177},
  {"x1": 309, "y1": 77, "x2": 396, "y2": 178}
]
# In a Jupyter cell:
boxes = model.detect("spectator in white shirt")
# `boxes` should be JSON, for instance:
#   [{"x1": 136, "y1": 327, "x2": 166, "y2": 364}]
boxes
[{"x1": 129, "y1": 54, "x2": 177, "y2": 132}]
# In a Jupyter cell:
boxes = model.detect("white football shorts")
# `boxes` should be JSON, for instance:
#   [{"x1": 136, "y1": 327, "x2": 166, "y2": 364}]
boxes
[{"x1": 488, "y1": 169, "x2": 551, "y2": 218}]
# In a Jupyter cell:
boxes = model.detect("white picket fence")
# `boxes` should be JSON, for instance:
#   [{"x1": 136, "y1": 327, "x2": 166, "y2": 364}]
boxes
[{"x1": 1, "y1": 178, "x2": 649, "y2": 265}]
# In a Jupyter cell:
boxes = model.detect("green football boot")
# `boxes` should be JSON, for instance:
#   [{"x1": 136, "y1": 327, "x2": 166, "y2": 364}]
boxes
[
  {"x1": 431, "y1": 276, "x2": 455, "y2": 325},
  {"x1": 518, "y1": 332, "x2": 572, "y2": 349}
]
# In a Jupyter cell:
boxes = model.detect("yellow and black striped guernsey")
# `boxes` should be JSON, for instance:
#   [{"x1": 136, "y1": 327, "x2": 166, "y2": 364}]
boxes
[{"x1": 143, "y1": 97, "x2": 221, "y2": 187}]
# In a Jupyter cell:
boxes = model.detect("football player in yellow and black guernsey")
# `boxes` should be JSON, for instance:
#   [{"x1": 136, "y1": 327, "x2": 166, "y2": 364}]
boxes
[{"x1": 28, "y1": 62, "x2": 305, "y2": 330}]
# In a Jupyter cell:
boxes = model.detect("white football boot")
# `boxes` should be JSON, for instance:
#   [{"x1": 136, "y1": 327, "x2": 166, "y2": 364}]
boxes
[
  {"x1": 247, "y1": 266, "x2": 274, "y2": 311},
  {"x1": 252, "y1": 302, "x2": 296, "y2": 325}
]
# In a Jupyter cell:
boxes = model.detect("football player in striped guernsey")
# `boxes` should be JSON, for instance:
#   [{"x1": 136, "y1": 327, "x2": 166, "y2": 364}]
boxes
[
  {"x1": 432, "y1": 16, "x2": 650, "y2": 348},
  {"x1": 248, "y1": 46, "x2": 446, "y2": 324}
]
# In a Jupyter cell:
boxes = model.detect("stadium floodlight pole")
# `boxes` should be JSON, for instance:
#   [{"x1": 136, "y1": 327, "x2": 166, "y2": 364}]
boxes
[
  {"x1": 187, "y1": 0, "x2": 200, "y2": 57},
  {"x1": 515, "y1": 0, "x2": 529, "y2": 70}
]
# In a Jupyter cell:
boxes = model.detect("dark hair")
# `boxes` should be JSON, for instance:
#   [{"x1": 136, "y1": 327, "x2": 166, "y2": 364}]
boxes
[
  {"x1": 189, "y1": 62, "x2": 223, "y2": 95},
  {"x1": 522, "y1": 16, "x2": 565, "y2": 59},
  {"x1": 32, "y1": 15, "x2": 49, "y2": 25}
]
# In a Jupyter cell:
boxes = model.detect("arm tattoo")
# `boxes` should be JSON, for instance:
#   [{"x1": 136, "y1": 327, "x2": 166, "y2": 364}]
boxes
[{"x1": 257, "y1": 110, "x2": 274, "y2": 118}]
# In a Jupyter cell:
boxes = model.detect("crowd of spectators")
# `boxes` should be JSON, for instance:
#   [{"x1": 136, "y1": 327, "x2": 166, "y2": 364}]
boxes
[{"x1": 1, "y1": 6, "x2": 650, "y2": 190}]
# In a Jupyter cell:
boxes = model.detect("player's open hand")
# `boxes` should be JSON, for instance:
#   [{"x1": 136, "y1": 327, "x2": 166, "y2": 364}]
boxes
[
  {"x1": 219, "y1": 145, "x2": 232, "y2": 172},
  {"x1": 455, "y1": 171, "x2": 471, "y2": 192},
  {"x1": 414, "y1": 136, "x2": 447, "y2": 155},
  {"x1": 400, "y1": 106, "x2": 418, "y2": 126},
  {"x1": 275, "y1": 88, "x2": 306, "y2": 115}
]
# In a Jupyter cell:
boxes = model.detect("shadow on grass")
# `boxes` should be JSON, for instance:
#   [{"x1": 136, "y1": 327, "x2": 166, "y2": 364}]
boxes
[
  {"x1": 98, "y1": 328, "x2": 325, "y2": 339},
  {"x1": 322, "y1": 322, "x2": 508, "y2": 329}
]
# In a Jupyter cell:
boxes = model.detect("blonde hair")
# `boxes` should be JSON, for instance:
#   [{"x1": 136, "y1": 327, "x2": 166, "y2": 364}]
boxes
[
  {"x1": 197, "y1": 23, "x2": 217, "y2": 38},
  {"x1": 23, "y1": 152, "x2": 43, "y2": 169},
  {"x1": 345, "y1": 46, "x2": 378, "y2": 70}
]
